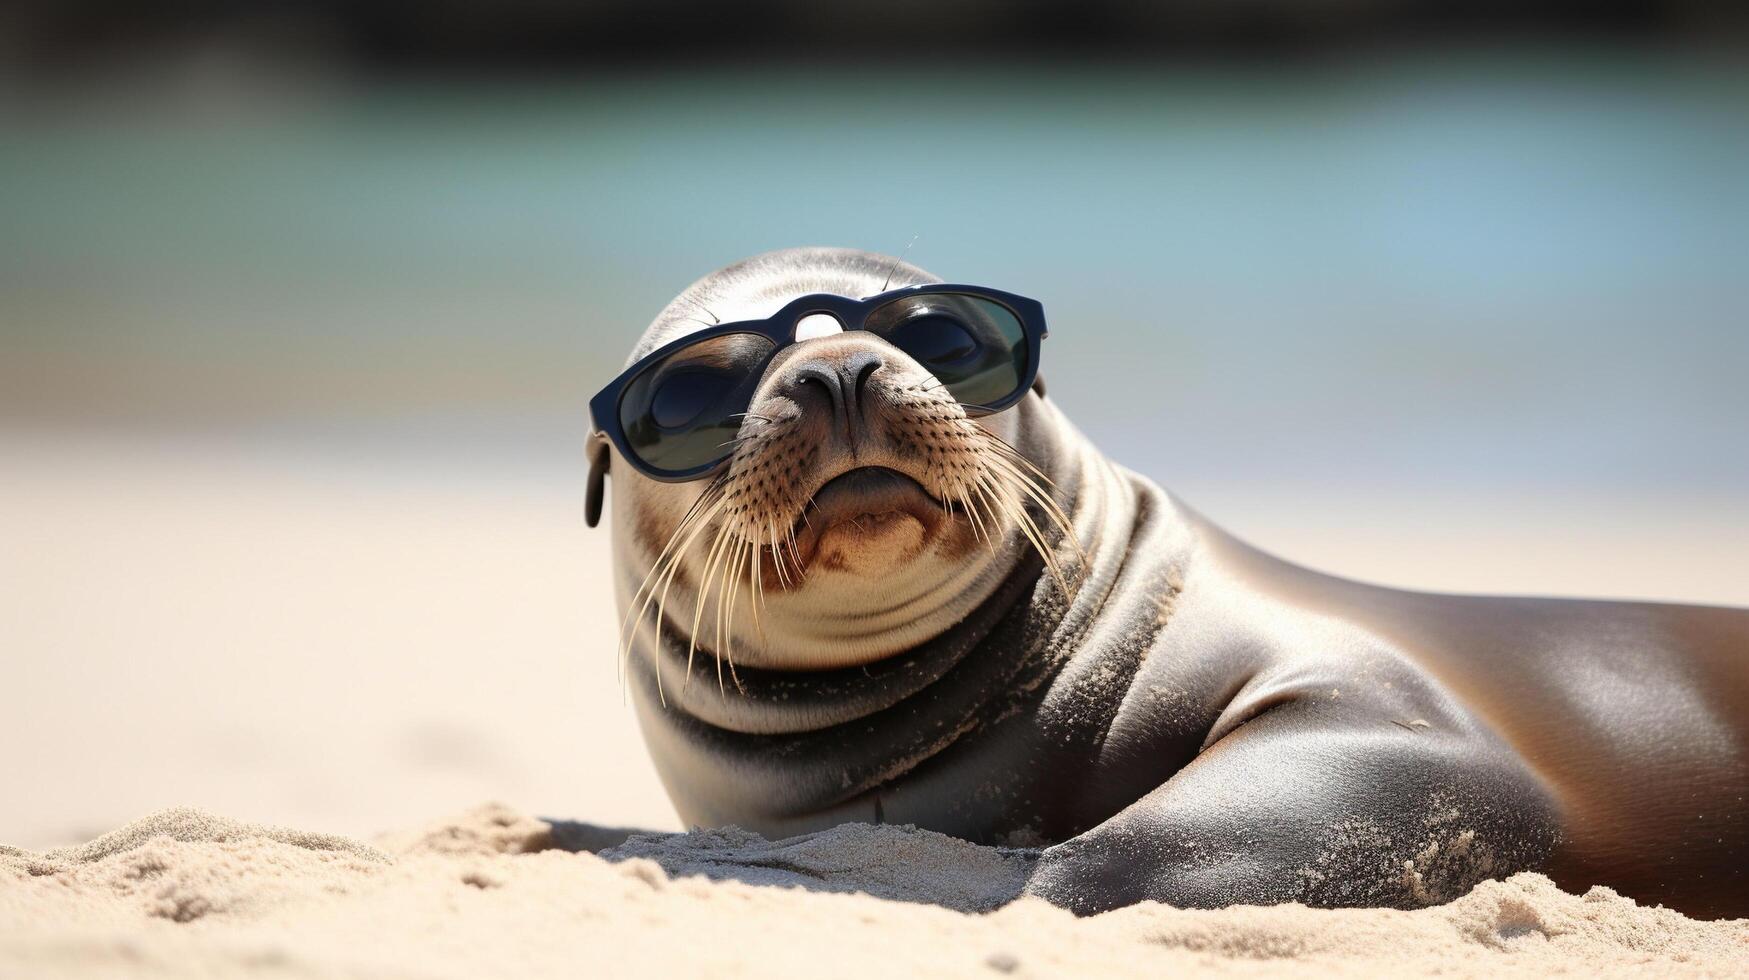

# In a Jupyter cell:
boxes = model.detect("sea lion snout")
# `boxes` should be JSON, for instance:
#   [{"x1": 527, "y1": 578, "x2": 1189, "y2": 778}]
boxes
[
  {"x1": 764, "y1": 336, "x2": 892, "y2": 454},
  {"x1": 729, "y1": 332, "x2": 973, "y2": 581}
]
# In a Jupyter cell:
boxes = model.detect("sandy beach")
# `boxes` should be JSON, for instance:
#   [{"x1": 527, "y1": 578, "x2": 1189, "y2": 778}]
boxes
[
  {"x1": 4, "y1": 431, "x2": 1746, "y2": 976},
  {"x1": 4, "y1": 804, "x2": 1746, "y2": 978}
]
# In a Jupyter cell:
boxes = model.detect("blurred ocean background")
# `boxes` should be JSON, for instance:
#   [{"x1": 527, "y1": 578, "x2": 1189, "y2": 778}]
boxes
[{"x1": 3, "y1": 4, "x2": 1745, "y2": 847}]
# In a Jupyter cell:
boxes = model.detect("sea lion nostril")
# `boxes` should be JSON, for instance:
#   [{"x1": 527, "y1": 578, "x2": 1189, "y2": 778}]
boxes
[
  {"x1": 847, "y1": 351, "x2": 883, "y2": 407},
  {"x1": 787, "y1": 351, "x2": 886, "y2": 435},
  {"x1": 792, "y1": 364, "x2": 845, "y2": 418}
]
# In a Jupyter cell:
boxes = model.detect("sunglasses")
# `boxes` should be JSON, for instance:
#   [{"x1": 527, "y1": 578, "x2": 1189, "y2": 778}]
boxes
[{"x1": 587, "y1": 284, "x2": 1048, "y2": 489}]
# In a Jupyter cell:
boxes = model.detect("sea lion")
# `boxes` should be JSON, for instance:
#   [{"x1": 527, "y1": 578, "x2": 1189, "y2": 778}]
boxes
[{"x1": 589, "y1": 246, "x2": 1748, "y2": 918}]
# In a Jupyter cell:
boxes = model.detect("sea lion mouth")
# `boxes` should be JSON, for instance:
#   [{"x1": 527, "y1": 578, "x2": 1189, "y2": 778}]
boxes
[{"x1": 791, "y1": 466, "x2": 947, "y2": 566}]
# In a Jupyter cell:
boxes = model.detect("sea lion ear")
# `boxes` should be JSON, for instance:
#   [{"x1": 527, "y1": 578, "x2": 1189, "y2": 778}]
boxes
[
  {"x1": 585, "y1": 431, "x2": 611, "y2": 528},
  {"x1": 1031, "y1": 373, "x2": 1047, "y2": 399}
]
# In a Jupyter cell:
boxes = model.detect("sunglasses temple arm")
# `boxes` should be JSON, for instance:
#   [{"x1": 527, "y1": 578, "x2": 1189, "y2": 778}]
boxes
[{"x1": 585, "y1": 430, "x2": 612, "y2": 528}]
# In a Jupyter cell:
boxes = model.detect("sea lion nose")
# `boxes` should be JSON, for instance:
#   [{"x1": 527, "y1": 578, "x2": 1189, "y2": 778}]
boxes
[{"x1": 787, "y1": 347, "x2": 885, "y2": 436}]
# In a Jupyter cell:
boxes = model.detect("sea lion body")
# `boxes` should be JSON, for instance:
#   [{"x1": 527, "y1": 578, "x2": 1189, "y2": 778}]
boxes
[{"x1": 607, "y1": 248, "x2": 1749, "y2": 918}]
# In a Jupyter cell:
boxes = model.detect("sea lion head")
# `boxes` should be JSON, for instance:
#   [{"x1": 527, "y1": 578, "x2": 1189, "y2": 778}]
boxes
[{"x1": 597, "y1": 247, "x2": 1077, "y2": 677}]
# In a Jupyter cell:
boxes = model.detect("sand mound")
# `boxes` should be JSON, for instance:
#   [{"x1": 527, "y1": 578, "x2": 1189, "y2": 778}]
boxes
[{"x1": 3, "y1": 804, "x2": 1744, "y2": 978}]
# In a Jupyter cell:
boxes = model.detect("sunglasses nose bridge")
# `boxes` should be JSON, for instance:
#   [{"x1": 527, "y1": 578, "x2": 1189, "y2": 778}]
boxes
[{"x1": 793, "y1": 312, "x2": 845, "y2": 341}]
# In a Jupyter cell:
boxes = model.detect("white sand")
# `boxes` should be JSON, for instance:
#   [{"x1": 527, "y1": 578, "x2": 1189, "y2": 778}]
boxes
[
  {"x1": 0, "y1": 430, "x2": 677, "y2": 851},
  {"x1": 4, "y1": 432, "x2": 1747, "y2": 976},
  {"x1": 4, "y1": 804, "x2": 1745, "y2": 978}
]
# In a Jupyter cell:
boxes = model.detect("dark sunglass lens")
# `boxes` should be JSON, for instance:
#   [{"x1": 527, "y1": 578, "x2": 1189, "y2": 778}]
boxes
[
  {"x1": 617, "y1": 333, "x2": 777, "y2": 475},
  {"x1": 888, "y1": 316, "x2": 979, "y2": 366},
  {"x1": 650, "y1": 370, "x2": 735, "y2": 430},
  {"x1": 868, "y1": 294, "x2": 1028, "y2": 409}
]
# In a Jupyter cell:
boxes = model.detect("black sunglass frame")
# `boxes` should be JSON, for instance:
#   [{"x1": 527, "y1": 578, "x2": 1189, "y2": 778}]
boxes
[{"x1": 587, "y1": 283, "x2": 1048, "y2": 484}]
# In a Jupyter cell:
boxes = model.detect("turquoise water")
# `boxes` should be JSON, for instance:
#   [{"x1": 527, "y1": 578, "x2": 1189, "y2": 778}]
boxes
[{"x1": 3, "y1": 52, "x2": 1745, "y2": 496}]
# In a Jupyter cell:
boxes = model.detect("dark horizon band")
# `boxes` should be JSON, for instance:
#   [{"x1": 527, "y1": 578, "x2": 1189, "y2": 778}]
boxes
[{"x1": 588, "y1": 283, "x2": 1048, "y2": 483}]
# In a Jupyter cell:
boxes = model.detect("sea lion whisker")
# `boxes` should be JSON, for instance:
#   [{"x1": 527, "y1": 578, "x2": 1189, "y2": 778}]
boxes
[
  {"x1": 725, "y1": 538, "x2": 752, "y2": 695},
  {"x1": 749, "y1": 530, "x2": 768, "y2": 641},
  {"x1": 644, "y1": 502, "x2": 724, "y2": 706},
  {"x1": 729, "y1": 537, "x2": 751, "y2": 688},
  {"x1": 770, "y1": 518, "x2": 793, "y2": 591},
  {"x1": 978, "y1": 470, "x2": 1070, "y2": 596},
  {"x1": 786, "y1": 522, "x2": 805, "y2": 579},
  {"x1": 715, "y1": 537, "x2": 744, "y2": 698},
  {"x1": 647, "y1": 500, "x2": 729, "y2": 705},
  {"x1": 681, "y1": 295, "x2": 721, "y2": 325},
  {"x1": 968, "y1": 483, "x2": 1003, "y2": 554},
  {"x1": 621, "y1": 488, "x2": 729, "y2": 706},
  {"x1": 974, "y1": 475, "x2": 1035, "y2": 566},
  {"x1": 726, "y1": 645, "x2": 746, "y2": 694},
  {"x1": 971, "y1": 487, "x2": 999, "y2": 549},
  {"x1": 985, "y1": 453, "x2": 1068, "y2": 528},
  {"x1": 1003, "y1": 478, "x2": 1076, "y2": 593},
  {"x1": 981, "y1": 433, "x2": 1059, "y2": 487},
  {"x1": 959, "y1": 482, "x2": 994, "y2": 548},
  {"x1": 947, "y1": 485, "x2": 970, "y2": 538},
  {"x1": 958, "y1": 483, "x2": 983, "y2": 541},
  {"x1": 764, "y1": 517, "x2": 790, "y2": 592},
  {"x1": 983, "y1": 453, "x2": 1084, "y2": 581},
  {"x1": 879, "y1": 234, "x2": 919, "y2": 292},
  {"x1": 618, "y1": 484, "x2": 721, "y2": 667},
  {"x1": 684, "y1": 520, "x2": 736, "y2": 697},
  {"x1": 713, "y1": 537, "x2": 730, "y2": 693}
]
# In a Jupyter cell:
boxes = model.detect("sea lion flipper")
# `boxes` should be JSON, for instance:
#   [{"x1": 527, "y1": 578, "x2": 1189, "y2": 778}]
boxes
[{"x1": 1023, "y1": 702, "x2": 1559, "y2": 915}]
